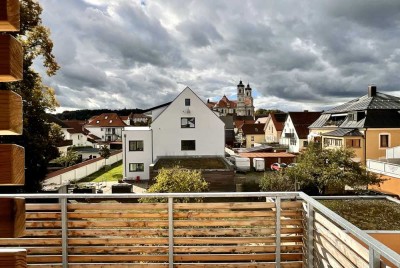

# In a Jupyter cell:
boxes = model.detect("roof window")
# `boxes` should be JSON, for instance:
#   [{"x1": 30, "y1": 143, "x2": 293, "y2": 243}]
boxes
[
  {"x1": 105, "y1": 116, "x2": 108, "y2": 119},
  {"x1": 109, "y1": 120, "x2": 113, "y2": 123},
  {"x1": 96, "y1": 120, "x2": 99, "y2": 124}
]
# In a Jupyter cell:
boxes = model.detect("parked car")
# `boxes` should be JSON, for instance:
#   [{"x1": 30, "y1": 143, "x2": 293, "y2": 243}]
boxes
[{"x1": 270, "y1": 162, "x2": 287, "y2": 171}]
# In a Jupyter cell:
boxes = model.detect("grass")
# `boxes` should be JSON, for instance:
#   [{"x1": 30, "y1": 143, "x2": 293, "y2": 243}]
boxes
[
  {"x1": 154, "y1": 157, "x2": 228, "y2": 170},
  {"x1": 320, "y1": 199, "x2": 400, "y2": 230},
  {"x1": 79, "y1": 160, "x2": 123, "y2": 183}
]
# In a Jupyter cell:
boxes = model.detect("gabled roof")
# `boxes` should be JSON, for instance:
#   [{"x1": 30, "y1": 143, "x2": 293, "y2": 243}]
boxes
[
  {"x1": 85, "y1": 113, "x2": 127, "y2": 127},
  {"x1": 271, "y1": 113, "x2": 287, "y2": 131},
  {"x1": 289, "y1": 112, "x2": 321, "y2": 139},
  {"x1": 63, "y1": 120, "x2": 88, "y2": 134},
  {"x1": 235, "y1": 120, "x2": 255, "y2": 129},
  {"x1": 322, "y1": 128, "x2": 364, "y2": 137},
  {"x1": 325, "y1": 92, "x2": 400, "y2": 114},
  {"x1": 241, "y1": 123, "x2": 265, "y2": 135}
]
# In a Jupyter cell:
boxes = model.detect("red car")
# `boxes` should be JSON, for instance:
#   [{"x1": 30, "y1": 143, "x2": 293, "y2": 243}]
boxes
[{"x1": 270, "y1": 162, "x2": 287, "y2": 171}]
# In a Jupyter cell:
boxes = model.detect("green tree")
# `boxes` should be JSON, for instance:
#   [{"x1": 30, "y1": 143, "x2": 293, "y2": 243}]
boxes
[
  {"x1": 53, "y1": 150, "x2": 79, "y2": 168},
  {"x1": 99, "y1": 145, "x2": 111, "y2": 168},
  {"x1": 0, "y1": 0, "x2": 60, "y2": 191},
  {"x1": 285, "y1": 142, "x2": 383, "y2": 195},
  {"x1": 139, "y1": 166, "x2": 209, "y2": 203},
  {"x1": 255, "y1": 109, "x2": 284, "y2": 115},
  {"x1": 259, "y1": 171, "x2": 296, "y2": 192}
]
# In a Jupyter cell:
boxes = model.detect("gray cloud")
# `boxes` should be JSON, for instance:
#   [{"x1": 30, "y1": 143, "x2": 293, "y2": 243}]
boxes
[{"x1": 35, "y1": 0, "x2": 400, "y2": 112}]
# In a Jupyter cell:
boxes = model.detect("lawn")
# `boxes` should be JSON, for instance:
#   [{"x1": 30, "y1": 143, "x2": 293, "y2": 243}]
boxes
[
  {"x1": 320, "y1": 199, "x2": 400, "y2": 230},
  {"x1": 79, "y1": 161, "x2": 123, "y2": 183}
]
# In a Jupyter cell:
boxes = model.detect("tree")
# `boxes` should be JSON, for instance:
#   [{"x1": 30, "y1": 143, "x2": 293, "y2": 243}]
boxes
[
  {"x1": 53, "y1": 150, "x2": 79, "y2": 168},
  {"x1": 0, "y1": 0, "x2": 60, "y2": 191},
  {"x1": 259, "y1": 171, "x2": 295, "y2": 192},
  {"x1": 285, "y1": 142, "x2": 384, "y2": 195},
  {"x1": 255, "y1": 109, "x2": 284, "y2": 115},
  {"x1": 99, "y1": 145, "x2": 111, "y2": 168},
  {"x1": 139, "y1": 166, "x2": 209, "y2": 203}
]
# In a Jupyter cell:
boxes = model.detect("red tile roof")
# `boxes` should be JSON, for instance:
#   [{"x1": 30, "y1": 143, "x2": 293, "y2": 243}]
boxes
[
  {"x1": 289, "y1": 111, "x2": 321, "y2": 139},
  {"x1": 235, "y1": 120, "x2": 255, "y2": 129},
  {"x1": 271, "y1": 113, "x2": 287, "y2": 131},
  {"x1": 239, "y1": 152, "x2": 295, "y2": 158},
  {"x1": 63, "y1": 120, "x2": 88, "y2": 135},
  {"x1": 86, "y1": 113, "x2": 127, "y2": 127},
  {"x1": 241, "y1": 123, "x2": 265, "y2": 135}
]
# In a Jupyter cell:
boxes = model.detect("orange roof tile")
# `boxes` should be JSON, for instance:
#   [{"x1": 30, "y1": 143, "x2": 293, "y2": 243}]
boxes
[{"x1": 86, "y1": 113, "x2": 127, "y2": 127}]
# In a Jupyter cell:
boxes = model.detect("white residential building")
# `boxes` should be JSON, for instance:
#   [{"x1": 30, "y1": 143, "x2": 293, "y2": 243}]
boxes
[
  {"x1": 122, "y1": 87, "x2": 225, "y2": 180},
  {"x1": 280, "y1": 112, "x2": 321, "y2": 153},
  {"x1": 85, "y1": 113, "x2": 127, "y2": 142}
]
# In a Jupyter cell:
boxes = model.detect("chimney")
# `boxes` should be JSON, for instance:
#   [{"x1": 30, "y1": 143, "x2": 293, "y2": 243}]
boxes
[{"x1": 368, "y1": 85, "x2": 377, "y2": 97}]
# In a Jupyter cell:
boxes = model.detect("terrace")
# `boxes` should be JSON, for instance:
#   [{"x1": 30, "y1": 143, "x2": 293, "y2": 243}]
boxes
[{"x1": 0, "y1": 192, "x2": 399, "y2": 268}]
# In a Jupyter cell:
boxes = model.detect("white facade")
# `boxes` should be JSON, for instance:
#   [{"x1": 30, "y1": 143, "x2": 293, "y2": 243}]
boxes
[
  {"x1": 85, "y1": 126, "x2": 124, "y2": 142},
  {"x1": 122, "y1": 127, "x2": 153, "y2": 180},
  {"x1": 61, "y1": 129, "x2": 92, "y2": 147},
  {"x1": 152, "y1": 87, "x2": 225, "y2": 160},
  {"x1": 280, "y1": 116, "x2": 302, "y2": 153},
  {"x1": 123, "y1": 87, "x2": 225, "y2": 180}
]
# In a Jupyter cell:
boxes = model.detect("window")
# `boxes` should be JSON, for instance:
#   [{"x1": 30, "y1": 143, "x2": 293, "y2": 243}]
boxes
[
  {"x1": 303, "y1": 141, "x2": 308, "y2": 147},
  {"x1": 251, "y1": 136, "x2": 254, "y2": 141},
  {"x1": 129, "y1": 140, "x2": 144, "y2": 151},
  {"x1": 181, "y1": 140, "x2": 196, "y2": 150},
  {"x1": 380, "y1": 134, "x2": 389, "y2": 148},
  {"x1": 96, "y1": 120, "x2": 99, "y2": 124},
  {"x1": 324, "y1": 138, "x2": 342, "y2": 147},
  {"x1": 346, "y1": 139, "x2": 360, "y2": 148},
  {"x1": 290, "y1": 138, "x2": 297, "y2": 145},
  {"x1": 181, "y1": 117, "x2": 195, "y2": 128},
  {"x1": 129, "y1": 163, "x2": 144, "y2": 172},
  {"x1": 101, "y1": 128, "x2": 103, "y2": 131},
  {"x1": 185, "y1": 98, "x2": 190, "y2": 106}
]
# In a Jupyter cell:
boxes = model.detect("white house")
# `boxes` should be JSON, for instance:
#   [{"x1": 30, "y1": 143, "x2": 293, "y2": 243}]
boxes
[
  {"x1": 85, "y1": 113, "x2": 127, "y2": 142},
  {"x1": 122, "y1": 87, "x2": 225, "y2": 181},
  {"x1": 280, "y1": 111, "x2": 321, "y2": 153},
  {"x1": 62, "y1": 120, "x2": 93, "y2": 147}
]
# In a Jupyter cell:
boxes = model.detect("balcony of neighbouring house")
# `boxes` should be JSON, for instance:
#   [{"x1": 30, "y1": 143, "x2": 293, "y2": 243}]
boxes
[{"x1": 0, "y1": 192, "x2": 398, "y2": 267}]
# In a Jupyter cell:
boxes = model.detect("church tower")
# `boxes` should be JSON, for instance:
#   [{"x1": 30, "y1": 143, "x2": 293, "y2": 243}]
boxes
[
  {"x1": 244, "y1": 83, "x2": 254, "y2": 116},
  {"x1": 236, "y1": 80, "x2": 246, "y2": 116}
]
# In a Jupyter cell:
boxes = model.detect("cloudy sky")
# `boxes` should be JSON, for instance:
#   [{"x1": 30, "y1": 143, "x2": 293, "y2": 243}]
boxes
[{"x1": 36, "y1": 0, "x2": 400, "y2": 113}]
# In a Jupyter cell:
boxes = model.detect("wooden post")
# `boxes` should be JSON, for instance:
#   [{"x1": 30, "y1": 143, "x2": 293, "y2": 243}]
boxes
[
  {"x1": 0, "y1": 249, "x2": 26, "y2": 268},
  {"x1": 0, "y1": 0, "x2": 20, "y2": 31},
  {"x1": 0, "y1": 35, "x2": 23, "y2": 82},
  {"x1": 0, "y1": 144, "x2": 24, "y2": 185},
  {"x1": 0, "y1": 90, "x2": 22, "y2": 135},
  {"x1": 0, "y1": 198, "x2": 25, "y2": 238}
]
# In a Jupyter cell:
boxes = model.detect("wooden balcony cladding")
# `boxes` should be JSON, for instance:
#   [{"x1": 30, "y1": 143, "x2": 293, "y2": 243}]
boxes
[
  {"x1": 0, "y1": 90, "x2": 22, "y2": 135},
  {"x1": 0, "y1": 198, "x2": 25, "y2": 238},
  {"x1": 0, "y1": 0, "x2": 20, "y2": 31},
  {"x1": 0, "y1": 144, "x2": 24, "y2": 185},
  {"x1": 0, "y1": 249, "x2": 26, "y2": 268},
  {"x1": 0, "y1": 35, "x2": 23, "y2": 82}
]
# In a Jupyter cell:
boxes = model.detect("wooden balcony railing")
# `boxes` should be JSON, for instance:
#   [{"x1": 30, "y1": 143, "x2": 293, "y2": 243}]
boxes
[{"x1": 0, "y1": 192, "x2": 399, "y2": 268}]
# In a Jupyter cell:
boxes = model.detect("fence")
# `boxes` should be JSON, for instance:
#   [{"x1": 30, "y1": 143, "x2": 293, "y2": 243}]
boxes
[
  {"x1": 43, "y1": 150, "x2": 123, "y2": 186},
  {"x1": 0, "y1": 192, "x2": 398, "y2": 268}
]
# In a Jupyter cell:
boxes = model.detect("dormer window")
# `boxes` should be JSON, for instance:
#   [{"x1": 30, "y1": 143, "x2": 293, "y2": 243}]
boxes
[
  {"x1": 109, "y1": 120, "x2": 113, "y2": 123},
  {"x1": 96, "y1": 120, "x2": 99, "y2": 124},
  {"x1": 185, "y1": 98, "x2": 191, "y2": 106},
  {"x1": 105, "y1": 116, "x2": 108, "y2": 119}
]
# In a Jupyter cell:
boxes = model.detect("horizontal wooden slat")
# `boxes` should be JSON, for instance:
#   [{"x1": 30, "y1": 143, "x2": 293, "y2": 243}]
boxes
[
  {"x1": 68, "y1": 237, "x2": 168, "y2": 245},
  {"x1": 68, "y1": 203, "x2": 168, "y2": 210},
  {"x1": 174, "y1": 236, "x2": 302, "y2": 244},
  {"x1": 174, "y1": 202, "x2": 276, "y2": 209},
  {"x1": 174, "y1": 253, "x2": 302, "y2": 262},
  {"x1": 68, "y1": 212, "x2": 168, "y2": 219},
  {"x1": 174, "y1": 211, "x2": 276, "y2": 218},
  {"x1": 26, "y1": 204, "x2": 61, "y2": 211},
  {"x1": 175, "y1": 263, "x2": 302, "y2": 268}
]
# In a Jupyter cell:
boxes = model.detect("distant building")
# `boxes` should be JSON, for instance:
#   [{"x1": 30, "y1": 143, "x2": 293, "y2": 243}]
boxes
[
  {"x1": 281, "y1": 111, "x2": 321, "y2": 153},
  {"x1": 207, "y1": 80, "x2": 255, "y2": 116},
  {"x1": 310, "y1": 85, "x2": 400, "y2": 163},
  {"x1": 84, "y1": 113, "x2": 127, "y2": 142},
  {"x1": 264, "y1": 113, "x2": 287, "y2": 143}
]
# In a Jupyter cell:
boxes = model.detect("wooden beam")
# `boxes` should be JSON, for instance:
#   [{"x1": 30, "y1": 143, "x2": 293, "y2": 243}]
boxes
[
  {"x1": 0, "y1": 144, "x2": 24, "y2": 185},
  {"x1": 0, "y1": 249, "x2": 26, "y2": 268},
  {"x1": 0, "y1": 90, "x2": 22, "y2": 135},
  {"x1": 0, "y1": 198, "x2": 25, "y2": 238},
  {"x1": 0, "y1": 35, "x2": 23, "y2": 82},
  {"x1": 0, "y1": 0, "x2": 20, "y2": 31}
]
